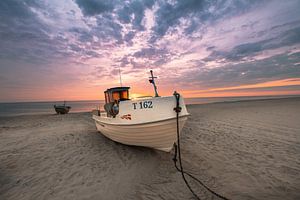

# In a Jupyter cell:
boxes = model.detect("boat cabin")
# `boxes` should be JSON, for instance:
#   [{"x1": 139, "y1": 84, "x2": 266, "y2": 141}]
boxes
[{"x1": 104, "y1": 87, "x2": 130, "y2": 104}]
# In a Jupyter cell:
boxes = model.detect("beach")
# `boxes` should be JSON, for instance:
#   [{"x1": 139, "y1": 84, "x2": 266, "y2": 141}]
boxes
[{"x1": 0, "y1": 97, "x2": 300, "y2": 200}]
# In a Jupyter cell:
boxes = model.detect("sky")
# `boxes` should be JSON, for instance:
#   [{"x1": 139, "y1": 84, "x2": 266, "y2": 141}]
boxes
[{"x1": 0, "y1": 0, "x2": 300, "y2": 102}]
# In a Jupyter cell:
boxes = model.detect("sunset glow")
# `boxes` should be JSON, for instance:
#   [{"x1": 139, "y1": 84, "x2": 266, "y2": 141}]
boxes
[
  {"x1": 182, "y1": 78, "x2": 300, "y2": 97},
  {"x1": 1, "y1": 0, "x2": 300, "y2": 102}
]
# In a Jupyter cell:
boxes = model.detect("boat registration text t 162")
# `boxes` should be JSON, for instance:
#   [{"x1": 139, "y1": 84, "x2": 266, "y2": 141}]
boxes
[{"x1": 132, "y1": 101, "x2": 153, "y2": 109}]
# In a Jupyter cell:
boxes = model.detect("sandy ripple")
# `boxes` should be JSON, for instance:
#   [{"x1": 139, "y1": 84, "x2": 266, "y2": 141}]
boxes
[{"x1": 1, "y1": 97, "x2": 300, "y2": 200}]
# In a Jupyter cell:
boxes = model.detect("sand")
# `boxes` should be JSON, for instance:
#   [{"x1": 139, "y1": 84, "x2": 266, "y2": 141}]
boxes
[{"x1": 0, "y1": 97, "x2": 300, "y2": 200}]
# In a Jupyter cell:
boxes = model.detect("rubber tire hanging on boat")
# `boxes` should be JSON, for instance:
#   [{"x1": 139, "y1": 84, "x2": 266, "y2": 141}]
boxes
[{"x1": 104, "y1": 101, "x2": 119, "y2": 117}]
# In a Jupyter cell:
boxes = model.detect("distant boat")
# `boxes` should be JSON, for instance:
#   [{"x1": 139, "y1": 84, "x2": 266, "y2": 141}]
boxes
[
  {"x1": 54, "y1": 101, "x2": 71, "y2": 114},
  {"x1": 92, "y1": 70, "x2": 189, "y2": 152}
]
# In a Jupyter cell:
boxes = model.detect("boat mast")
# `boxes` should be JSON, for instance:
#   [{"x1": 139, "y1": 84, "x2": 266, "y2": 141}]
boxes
[
  {"x1": 119, "y1": 66, "x2": 123, "y2": 87},
  {"x1": 149, "y1": 70, "x2": 159, "y2": 97}
]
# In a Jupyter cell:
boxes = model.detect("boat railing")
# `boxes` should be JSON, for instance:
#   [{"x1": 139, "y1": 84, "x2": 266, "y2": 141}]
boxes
[
  {"x1": 100, "y1": 112, "x2": 107, "y2": 117},
  {"x1": 92, "y1": 109, "x2": 108, "y2": 117}
]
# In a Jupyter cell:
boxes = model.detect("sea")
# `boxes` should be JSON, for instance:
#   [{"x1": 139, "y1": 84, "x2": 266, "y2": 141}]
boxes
[{"x1": 0, "y1": 95, "x2": 299, "y2": 117}]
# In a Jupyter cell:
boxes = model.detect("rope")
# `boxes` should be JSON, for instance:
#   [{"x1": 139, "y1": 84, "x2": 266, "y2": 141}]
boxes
[{"x1": 173, "y1": 91, "x2": 230, "y2": 200}]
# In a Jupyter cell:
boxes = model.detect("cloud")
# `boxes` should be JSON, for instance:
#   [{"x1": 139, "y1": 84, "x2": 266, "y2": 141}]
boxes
[
  {"x1": 1, "y1": 0, "x2": 300, "y2": 101},
  {"x1": 203, "y1": 26, "x2": 300, "y2": 62},
  {"x1": 123, "y1": 31, "x2": 136, "y2": 45},
  {"x1": 151, "y1": 0, "x2": 262, "y2": 41},
  {"x1": 117, "y1": 0, "x2": 155, "y2": 31},
  {"x1": 177, "y1": 52, "x2": 300, "y2": 89},
  {"x1": 133, "y1": 47, "x2": 169, "y2": 59},
  {"x1": 74, "y1": 0, "x2": 115, "y2": 16},
  {"x1": 0, "y1": 0, "x2": 69, "y2": 64}
]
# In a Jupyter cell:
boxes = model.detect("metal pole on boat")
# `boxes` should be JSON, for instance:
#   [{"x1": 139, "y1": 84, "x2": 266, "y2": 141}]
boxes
[
  {"x1": 149, "y1": 70, "x2": 159, "y2": 97},
  {"x1": 119, "y1": 66, "x2": 123, "y2": 87}
]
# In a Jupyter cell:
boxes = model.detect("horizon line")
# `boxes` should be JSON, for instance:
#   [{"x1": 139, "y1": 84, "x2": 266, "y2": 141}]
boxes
[{"x1": 1, "y1": 94, "x2": 300, "y2": 104}]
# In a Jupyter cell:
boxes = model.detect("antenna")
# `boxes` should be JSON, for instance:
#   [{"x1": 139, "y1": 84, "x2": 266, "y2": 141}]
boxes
[
  {"x1": 149, "y1": 70, "x2": 159, "y2": 97},
  {"x1": 119, "y1": 66, "x2": 122, "y2": 87}
]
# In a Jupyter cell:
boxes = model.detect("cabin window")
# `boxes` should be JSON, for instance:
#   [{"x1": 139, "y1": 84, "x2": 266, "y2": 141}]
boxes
[
  {"x1": 105, "y1": 92, "x2": 108, "y2": 103},
  {"x1": 120, "y1": 90, "x2": 129, "y2": 100},
  {"x1": 107, "y1": 91, "x2": 129, "y2": 102},
  {"x1": 104, "y1": 87, "x2": 130, "y2": 103},
  {"x1": 112, "y1": 92, "x2": 120, "y2": 101}
]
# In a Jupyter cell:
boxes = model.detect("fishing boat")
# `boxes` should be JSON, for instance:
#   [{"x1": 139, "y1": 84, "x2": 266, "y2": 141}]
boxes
[
  {"x1": 54, "y1": 101, "x2": 71, "y2": 114},
  {"x1": 92, "y1": 70, "x2": 189, "y2": 152}
]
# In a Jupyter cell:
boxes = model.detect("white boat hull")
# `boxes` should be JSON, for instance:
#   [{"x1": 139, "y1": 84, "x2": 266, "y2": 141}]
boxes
[
  {"x1": 92, "y1": 96, "x2": 189, "y2": 152},
  {"x1": 94, "y1": 116, "x2": 188, "y2": 152}
]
